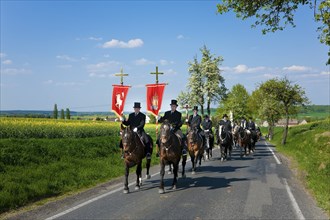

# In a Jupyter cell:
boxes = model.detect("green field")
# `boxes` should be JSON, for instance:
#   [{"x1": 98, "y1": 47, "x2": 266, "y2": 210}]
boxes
[{"x1": 0, "y1": 118, "x2": 162, "y2": 214}]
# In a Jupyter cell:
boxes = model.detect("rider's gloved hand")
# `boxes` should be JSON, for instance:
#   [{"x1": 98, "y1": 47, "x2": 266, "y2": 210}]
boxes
[{"x1": 133, "y1": 127, "x2": 138, "y2": 133}]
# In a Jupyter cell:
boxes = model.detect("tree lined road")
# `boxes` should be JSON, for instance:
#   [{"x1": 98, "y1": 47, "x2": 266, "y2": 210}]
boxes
[{"x1": 10, "y1": 138, "x2": 327, "y2": 220}]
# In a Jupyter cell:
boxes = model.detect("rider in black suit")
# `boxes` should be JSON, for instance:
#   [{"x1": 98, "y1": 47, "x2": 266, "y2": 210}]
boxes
[
  {"x1": 120, "y1": 102, "x2": 151, "y2": 159},
  {"x1": 187, "y1": 106, "x2": 205, "y2": 145},
  {"x1": 157, "y1": 99, "x2": 187, "y2": 156}
]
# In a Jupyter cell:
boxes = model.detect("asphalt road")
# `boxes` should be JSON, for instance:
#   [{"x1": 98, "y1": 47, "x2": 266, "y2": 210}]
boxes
[{"x1": 7, "y1": 138, "x2": 328, "y2": 220}]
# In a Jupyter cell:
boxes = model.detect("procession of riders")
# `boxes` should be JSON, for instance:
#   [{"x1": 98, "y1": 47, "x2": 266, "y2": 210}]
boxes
[{"x1": 119, "y1": 99, "x2": 262, "y2": 160}]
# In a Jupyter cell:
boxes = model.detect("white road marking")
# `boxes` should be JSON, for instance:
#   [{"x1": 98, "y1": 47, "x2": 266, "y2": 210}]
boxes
[
  {"x1": 265, "y1": 140, "x2": 305, "y2": 220},
  {"x1": 265, "y1": 141, "x2": 281, "y2": 164},
  {"x1": 46, "y1": 156, "x2": 194, "y2": 220},
  {"x1": 283, "y1": 178, "x2": 305, "y2": 220}
]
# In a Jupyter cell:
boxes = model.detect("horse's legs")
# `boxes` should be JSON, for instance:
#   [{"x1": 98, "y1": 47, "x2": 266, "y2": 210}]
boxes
[
  {"x1": 135, "y1": 162, "x2": 142, "y2": 190},
  {"x1": 159, "y1": 160, "x2": 165, "y2": 194},
  {"x1": 168, "y1": 164, "x2": 172, "y2": 174},
  {"x1": 146, "y1": 158, "x2": 151, "y2": 179},
  {"x1": 170, "y1": 162, "x2": 179, "y2": 190},
  {"x1": 124, "y1": 165, "x2": 129, "y2": 194},
  {"x1": 191, "y1": 155, "x2": 196, "y2": 174},
  {"x1": 181, "y1": 155, "x2": 187, "y2": 178}
]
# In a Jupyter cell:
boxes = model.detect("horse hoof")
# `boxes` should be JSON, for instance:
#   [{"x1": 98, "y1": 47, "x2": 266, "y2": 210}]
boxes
[
  {"x1": 192, "y1": 171, "x2": 196, "y2": 175},
  {"x1": 146, "y1": 174, "x2": 151, "y2": 179},
  {"x1": 168, "y1": 171, "x2": 172, "y2": 175},
  {"x1": 171, "y1": 185, "x2": 177, "y2": 190},
  {"x1": 159, "y1": 188, "x2": 165, "y2": 194},
  {"x1": 123, "y1": 189, "x2": 129, "y2": 194},
  {"x1": 135, "y1": 186, "x2": 140, "y2": 191}
]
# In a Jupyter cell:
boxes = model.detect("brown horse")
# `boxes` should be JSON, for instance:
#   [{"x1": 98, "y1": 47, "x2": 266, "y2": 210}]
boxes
[
  {"x1": 237, "y1": 127, "x2": 251, "y2": 157},
  {"x1": 159, "y1": 120, "x2": 187, "y2": 194},
  {"x1": 120, "y1": 124, "x2": 153, "y2": 194},
  {"x1": 187, "y1": 127, "x2": 204, "y2": 174}
]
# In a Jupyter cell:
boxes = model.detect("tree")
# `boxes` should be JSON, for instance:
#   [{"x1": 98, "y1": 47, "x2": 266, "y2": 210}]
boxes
[
  {"x1": 66, "y1": 108, "x2": 71, "y2": 119},
  {"x1": 250, "y1": 88, "x2": 283, "y2": 140},
  {"x1": 200, "y1": 45, "x2": 227, "y2": 116},
  {"x1": 216, "y1": 0, "x2": 330, "y2": 65},
  {"x1": 53, "y1": 104, "x2": 58, "y2": 119},
  {"x1": 259, "y1": 77, "x2": 309, "y2": 144},
  {"x1": 216, "y1": 84, "x2": 250, "y2": 122},
  {"x1": 187, "y1": 56, "x2": 205, "y2": 114},
  {"x1": 60, "y1": 109, "x2": 65, "y2": 119},
  {"x1": 180, "y1": 45, "x2": 227, "y2": 116}
]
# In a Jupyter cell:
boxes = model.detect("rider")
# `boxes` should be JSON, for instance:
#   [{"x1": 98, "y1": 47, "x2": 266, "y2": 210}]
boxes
[
  {"x1": 218, "y1": 114, "x2": 232, "y2": 144},
  {"x1": 120, "y1": 102, "x2": 151, "y2": 159},
  {"x1": 240, "y1": 117, "x2": 247, "y2": 129},
  {"x1": 246, "y1": 117, "x2": 257, "y2": 143},
  {"x1": 157, "y1": 99, "x2": 187, "y2": 157},
  {"x1": 187, "y1": 106, "x2": 204, "y2": 145},
  {"x1": 201, "y1": 114, "x2": 213, "y2": 147}
]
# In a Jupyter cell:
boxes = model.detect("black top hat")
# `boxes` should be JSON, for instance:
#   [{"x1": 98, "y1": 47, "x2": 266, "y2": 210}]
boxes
[
  {"x1": 204, "y1": 114, "x2": 209, "y2": 118},
  {"x1": 222, "y1": 114, "x2": 228, "y2": 118},
  {"x1": 133, "y1": 102, "x2": 141, "y2": 108},
  {"x1": 193, "y1": 106, "x2": 198, "y2": 111},
  {"x1": 170, "y1": 99, "x2": 178, "y2": 106}
]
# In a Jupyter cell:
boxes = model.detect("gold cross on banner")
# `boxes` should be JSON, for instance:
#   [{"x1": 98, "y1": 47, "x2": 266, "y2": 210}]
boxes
[
  {"x1": 150, "y1": 66, "x2": 163, "y2": 84},
  {"x1": 114, "y1": 68, "x2": 129, "y2": 85}
]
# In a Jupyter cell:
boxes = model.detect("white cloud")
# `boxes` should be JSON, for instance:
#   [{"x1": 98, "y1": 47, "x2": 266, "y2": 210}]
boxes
[
  {"x1": 102, "y1": 38, "x2": 143, "y2": 48},
  {"x1": 0, "y1": 68, "x2": 30, "y2": 75},
  {"x1": 165, "y1": 69, "x2": 177, "y2": 75},
  {"x1": 134, "y1": 58, "x2": 154, "y2": 66},
  {"x1": 0, "y1": 53, "x2": 7, "y2": 58},
  {"x1": 89, "y1": 72, "x2": 109, "y2": 78},
  {"x1": 87, "y1": 61, "x2": 121, "y2": 73},
  {"x1": 88, "y1": 36, "x2": 103, "y2": 41},
  {"x1": 223, "y1": 64, "x2": 266, "y2": 73},
  {"x1": 43, "y1": 80, "x2": 53, "y2": 84},
  {"x1": 160, "y1": 59, "x2": 174, "y2": 66},
  {"x1": 2, "y1": 60, "x2": 12, "y2": 65},
  {"x1": 57, "y1": 64, "x2": 72, "y2": 69},
  {"x1": 177, "y1": 35, "x2": 184, "y2": 39},
  {"x1": 282, "y1": 65, "x2": 311, "y2": 72},
  {"x1": 55, "y1": 81, "x2": 85, "y2": 86},
  {"x1": 320, "y1": 71, "x2": 330, "y2": 75},
  {"x1": 56, "y1": 55, "x2": 77, "y2": 62}
]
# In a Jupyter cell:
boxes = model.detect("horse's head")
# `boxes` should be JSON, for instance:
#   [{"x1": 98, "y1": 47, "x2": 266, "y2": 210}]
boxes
[
  {"x1": 160, "y1": 120, "x2": 172, "y2": 144},
  {"x1": 233, "y1": 125, "x2": 240, "y2": 134},
  {"x1": 120, "y1": 124, "x2": 135, "y2": 152},
  {"x1": 187, "y1": 127, "x2": 199, "y2": 144}
]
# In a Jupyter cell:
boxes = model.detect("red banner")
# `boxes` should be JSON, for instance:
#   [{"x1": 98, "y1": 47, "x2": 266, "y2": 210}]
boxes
[
  {"x1": 146, "y1": 83, "x2": 166, "y2": 116},
  {"x1": 112, "y1": 85, "x2": 130, "y2": 117}
]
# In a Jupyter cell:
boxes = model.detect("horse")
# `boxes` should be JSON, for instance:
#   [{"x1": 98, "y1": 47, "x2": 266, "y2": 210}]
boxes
[
  {"x1": 232, "y1": 124, "x2": 240, "y2": 148},
  {"x1": 158, "y1": 120, "x2": 187, "y2": 194},
  {"x1": 217, "y1": 125, "x2": 233, "y2": 161},
  {"x1": 203, "y1": 129, "x2": 214, "y2": 160},
  {"x1": 120, "y1": 124, "x2": 153, "y2": 194},
  {"x1": 187, "y1": 127, "x2": 204, "y2": 174},
  {"x1": 237, "y1": 127, "x2": 251, "y2": 157}
]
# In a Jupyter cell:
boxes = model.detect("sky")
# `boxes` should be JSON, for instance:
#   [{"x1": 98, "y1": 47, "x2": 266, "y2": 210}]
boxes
[{"x1": 1, "y1": 1, "x2": 329, "y2": 113}]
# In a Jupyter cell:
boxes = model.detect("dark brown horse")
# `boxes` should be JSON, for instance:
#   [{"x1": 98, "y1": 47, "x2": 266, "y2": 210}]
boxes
[
  {"x1": 237, "y1": 127, "x2": 251, "y2": 157},
  {"x1": 217, "y1": 125, "x2": 233, "y2": 161},
  {"x1": 187, "y1": 127, "x2": 204, "y2": 174},
  {"x1": 204, "y1": 129, "x2": 214, "y2": 160},
  {"x1": 120, "y1": 124, "x2": 153, "y2": 194},
  {"x1": 159, "y1": 120, "x2": 187, "y2": 194}
]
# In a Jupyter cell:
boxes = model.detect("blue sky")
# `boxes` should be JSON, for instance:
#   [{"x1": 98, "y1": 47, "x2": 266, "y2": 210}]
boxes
[{"x1": 1, "y1": 1, "x2": 329, "y2": 112}]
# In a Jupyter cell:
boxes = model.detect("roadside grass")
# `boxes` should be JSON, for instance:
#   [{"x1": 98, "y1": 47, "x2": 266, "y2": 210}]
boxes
[{"x1": 267, "y1": 119, "x2": 330, "y2": 215}]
